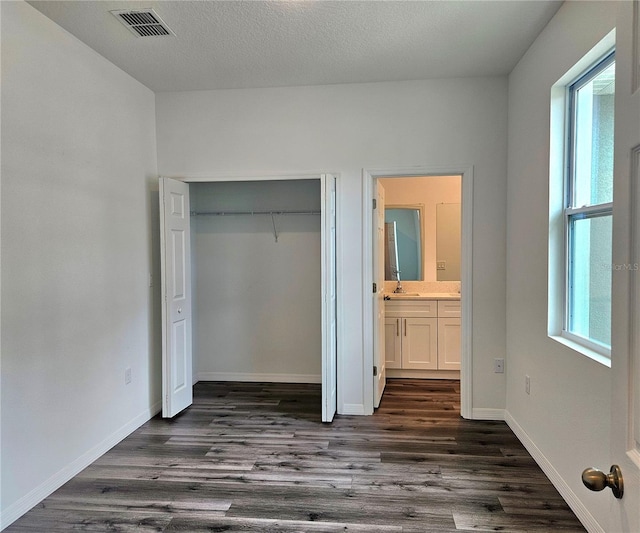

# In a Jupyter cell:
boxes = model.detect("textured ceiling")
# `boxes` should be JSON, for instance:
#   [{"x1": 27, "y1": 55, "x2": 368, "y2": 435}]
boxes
[{"x1": 27, "y1": 0, "x2": 563, "y2": 93}]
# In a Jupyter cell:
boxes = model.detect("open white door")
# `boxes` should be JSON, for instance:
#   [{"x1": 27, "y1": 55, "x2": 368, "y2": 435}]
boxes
[
  {"x1": 607, "y1": 4, "x2": 640, "y2": 529},
  {"x1": 321, "y1": 174, "x2": 337, "y2": 422},
  {"x1": 373, "y1": 181, "x2": 386, "y2": 408},
  {"x1": 159, "y1": 177, "x2": 193, "y2": 418}
]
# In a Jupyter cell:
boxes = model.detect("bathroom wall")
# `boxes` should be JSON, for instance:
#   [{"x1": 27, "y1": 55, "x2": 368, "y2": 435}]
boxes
[
  {"x1": 379, "y1": 175, "x2": 461, "y2": 283},
  {"x1": 436, "y1": 203, "x2": 461, "y2": 281}
]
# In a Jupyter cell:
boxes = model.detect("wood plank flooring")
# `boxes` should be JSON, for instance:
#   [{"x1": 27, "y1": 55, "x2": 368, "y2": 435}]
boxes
[{"x1": 7, "y1": 379, "x2": 585, "y2": 532}]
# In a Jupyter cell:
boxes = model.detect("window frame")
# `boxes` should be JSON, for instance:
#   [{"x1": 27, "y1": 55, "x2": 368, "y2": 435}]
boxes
[{"x1": 561, "y1": 50, "x2": 615, "y2": 358}]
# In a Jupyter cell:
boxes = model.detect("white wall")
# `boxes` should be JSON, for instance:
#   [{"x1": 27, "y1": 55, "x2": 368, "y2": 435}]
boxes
[
  {"x1": 0, "y1": 2, "x2": 159, "y2": 527},
  {"x1": 380, "y1": 176, "x2": 461, "y2": 282},
  {"x1": 190, "y1": 180, "x2": 321, "y2": 381},
  {"x1": 436, "y1": 203, "x2": 462, "y2": 282},
  {"x1": 6, "y1": 0, "x2": 632, "y2": 529},
  {"x1": 156, "y1": 77, "x2": 508, "y2": 414},
  {"x1": 506, "y1": 1, "x2": 617, "y2": 529}
]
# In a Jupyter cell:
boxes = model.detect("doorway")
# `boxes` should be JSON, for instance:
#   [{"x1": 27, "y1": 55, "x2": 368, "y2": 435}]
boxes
[
  {"x1": 159, "y1": 174, "x2": 338, "y2": 422},
  {"x1": 362, "y1": 167, "x2": 473, "y2": 417}
]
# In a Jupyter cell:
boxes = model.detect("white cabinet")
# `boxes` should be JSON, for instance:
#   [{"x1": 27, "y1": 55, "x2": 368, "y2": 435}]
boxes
[
  {"x1": 385, "y1": 298, "x2": 460, "y2": 374},
  {"x1": 437, "y1": 300, "x2": 461, "y2": 370},
  {"x1": 385, "y1": 316, "x2": 438, "y2": 370},
  {"x1": 437, "y1": 300, "x2": 461, "y2": 319},
  {"x1": 403, "y1": 317, "x2": 438, "y2": 369},
  {"x1": 437, "y1": 318, "x2": 461, "y2": 370},
  {"x1": 384, "y1": 317, "x2": 402, "y2": 369}
]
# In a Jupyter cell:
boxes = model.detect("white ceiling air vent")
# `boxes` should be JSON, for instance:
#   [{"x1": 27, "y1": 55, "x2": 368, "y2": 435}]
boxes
[{"x1": 111, "y1": 9, "x2": 175, "y2": 38}]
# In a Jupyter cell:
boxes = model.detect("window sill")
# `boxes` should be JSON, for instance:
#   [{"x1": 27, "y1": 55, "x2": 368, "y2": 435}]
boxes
[{"x1": 549, "y1": 334, "x2": 612, "y2": 368}]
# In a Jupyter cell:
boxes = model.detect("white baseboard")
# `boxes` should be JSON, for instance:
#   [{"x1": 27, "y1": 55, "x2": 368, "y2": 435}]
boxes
[
  {"x1": 196, "y1": 372, "x2": 321, "y2": 384},
  {"x1": 1, "y1": 401, "x2": 162, "y2": 531},
  {"x1": 340, "y1": 403, "x2": 366, "y2": 415},
  {"x1": 386, "y1": 369, "x2": 460, "y2": 380},
  {"x1": 504, "y1": 411, "x2": 604, "y2": 533},
  {"x1": 471, "y1": 408, "x2": 505, "y2": 420}
]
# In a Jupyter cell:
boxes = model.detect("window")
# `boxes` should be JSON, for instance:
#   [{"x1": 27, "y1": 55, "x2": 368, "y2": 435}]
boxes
[{"x1": 564, "y1": 52, "x2": 615, "y2": 356}]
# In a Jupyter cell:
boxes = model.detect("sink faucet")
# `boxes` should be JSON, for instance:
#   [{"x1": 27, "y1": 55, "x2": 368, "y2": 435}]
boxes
[{"x1": 393, "y1": 269, "x2": 405, "y2": 293}]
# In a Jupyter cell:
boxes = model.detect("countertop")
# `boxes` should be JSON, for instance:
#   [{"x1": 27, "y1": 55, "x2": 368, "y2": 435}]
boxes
[{"x1": 385, "y1": 292, "x2": 460, "y2": 301}]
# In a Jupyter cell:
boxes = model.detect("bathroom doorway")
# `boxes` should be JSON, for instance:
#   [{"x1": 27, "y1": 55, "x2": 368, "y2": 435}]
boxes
[{"x1": 362, "y1": 168, "x2": 473, "y2": 417}]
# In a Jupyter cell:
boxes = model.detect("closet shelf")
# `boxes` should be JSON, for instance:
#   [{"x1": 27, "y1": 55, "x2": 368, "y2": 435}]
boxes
[
  {"x1": 190, "y1": 210, "x2": 320, "y2": 216},
  {"x1": 190, "y1": 210, "x2": 320, "y2": 243}
]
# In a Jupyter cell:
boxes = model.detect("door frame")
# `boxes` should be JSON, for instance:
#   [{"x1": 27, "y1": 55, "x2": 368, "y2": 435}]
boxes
[
  {"x1": 169, "y1": 171, "x2": 340, "y2": 419},
  {"x1": 362, "y1": 166, "x2": 474, "y2": 418}
]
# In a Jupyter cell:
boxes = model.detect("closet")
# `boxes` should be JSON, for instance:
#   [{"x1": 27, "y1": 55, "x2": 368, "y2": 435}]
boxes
[
  {"x1": 159, "y1": 176, "x2": 337, "y2": 421},
  {"x1": 191, "y1": 179, "x2": 322, "y2": 382}
]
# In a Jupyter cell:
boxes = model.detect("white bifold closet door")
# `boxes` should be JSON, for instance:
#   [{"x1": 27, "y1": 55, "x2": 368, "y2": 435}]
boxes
[
  {"x1": 160, "y1": 175, "x2": 338, "y2": 422},
  {"x1": 159, "y1": 177, "x2": 193, "y2": 418},
  {"x1": 321, "y1": 174, "x2": 338, "y2": 422}
]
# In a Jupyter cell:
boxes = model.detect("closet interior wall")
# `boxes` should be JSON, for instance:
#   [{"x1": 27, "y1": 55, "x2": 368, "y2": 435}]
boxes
[{"x1": 190, "y1": 180, "x2": 322, "y2": 383}]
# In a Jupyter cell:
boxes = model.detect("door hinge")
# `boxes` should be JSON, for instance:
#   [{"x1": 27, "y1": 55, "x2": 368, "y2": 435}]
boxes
[
  {"x1": 373, "y1": 282, "x2": 377, "y2": 293},
  {"x1": 373, "y1": 365, "x2": 378, "y2": 376},
  {"x1": 373, "y1": 198, "x2": 377, "y2": 209}
]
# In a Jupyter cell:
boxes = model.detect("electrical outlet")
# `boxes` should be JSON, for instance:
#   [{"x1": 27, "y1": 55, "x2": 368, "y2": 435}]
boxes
[
  {"x1": 437, "y1": 261, "x2": 446, "y2": 270},
  {"x1": 525, "y1": 375, "x2": 530, "y2": 395},
  {"x1": 125, "y1": 367, "x2": 132, "y2": 385},
  {"x1": 494, "y1": 358, "x2": 504, "y2": 373}
]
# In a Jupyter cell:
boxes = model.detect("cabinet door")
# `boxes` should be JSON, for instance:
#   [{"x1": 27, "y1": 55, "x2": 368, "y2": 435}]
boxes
[
  {"x1": 402, "y1": 317, "x2": 438, "y2": 370},
  {"x1": 384, "y1": 318, "x2": 402, "y2": 369},
  {"x1": 437, "y1": 318, "x2": 461, "y2": 370}
]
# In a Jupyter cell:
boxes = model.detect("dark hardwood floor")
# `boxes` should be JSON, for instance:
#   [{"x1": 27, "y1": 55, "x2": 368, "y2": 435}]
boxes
[{"x1": 7, "y1": 379, "x2": 585, "y2": 532}]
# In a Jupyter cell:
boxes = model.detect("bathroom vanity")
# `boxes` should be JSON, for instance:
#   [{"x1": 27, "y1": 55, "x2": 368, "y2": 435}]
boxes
[{"x1": 384, "y1": 293, "x2": 460, "y2": 379}]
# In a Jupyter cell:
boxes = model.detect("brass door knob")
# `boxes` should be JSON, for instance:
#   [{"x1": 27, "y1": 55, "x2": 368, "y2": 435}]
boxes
[{"x1": 582, "y1": 465, "x2": 623, "y2": 499}]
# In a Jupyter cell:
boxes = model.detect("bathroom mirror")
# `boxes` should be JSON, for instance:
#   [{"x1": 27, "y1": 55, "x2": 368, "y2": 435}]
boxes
[{"x1": 384, "y1": 206, "x2": 424, "y2": 281}]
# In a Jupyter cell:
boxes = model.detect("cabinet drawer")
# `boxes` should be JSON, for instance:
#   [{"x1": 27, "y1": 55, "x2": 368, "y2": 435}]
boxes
[
  {"x1": 385, "y1": 300, "x2": 438, "y2": 318},
  {"x1": 438, "y1": 300, "x2": 460, "y2": 318}
]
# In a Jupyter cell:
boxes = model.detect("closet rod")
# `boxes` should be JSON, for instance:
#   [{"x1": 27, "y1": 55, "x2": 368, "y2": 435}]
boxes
[{"x1": 191, "y1": 210, "x2": 321, "y2": 216}]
